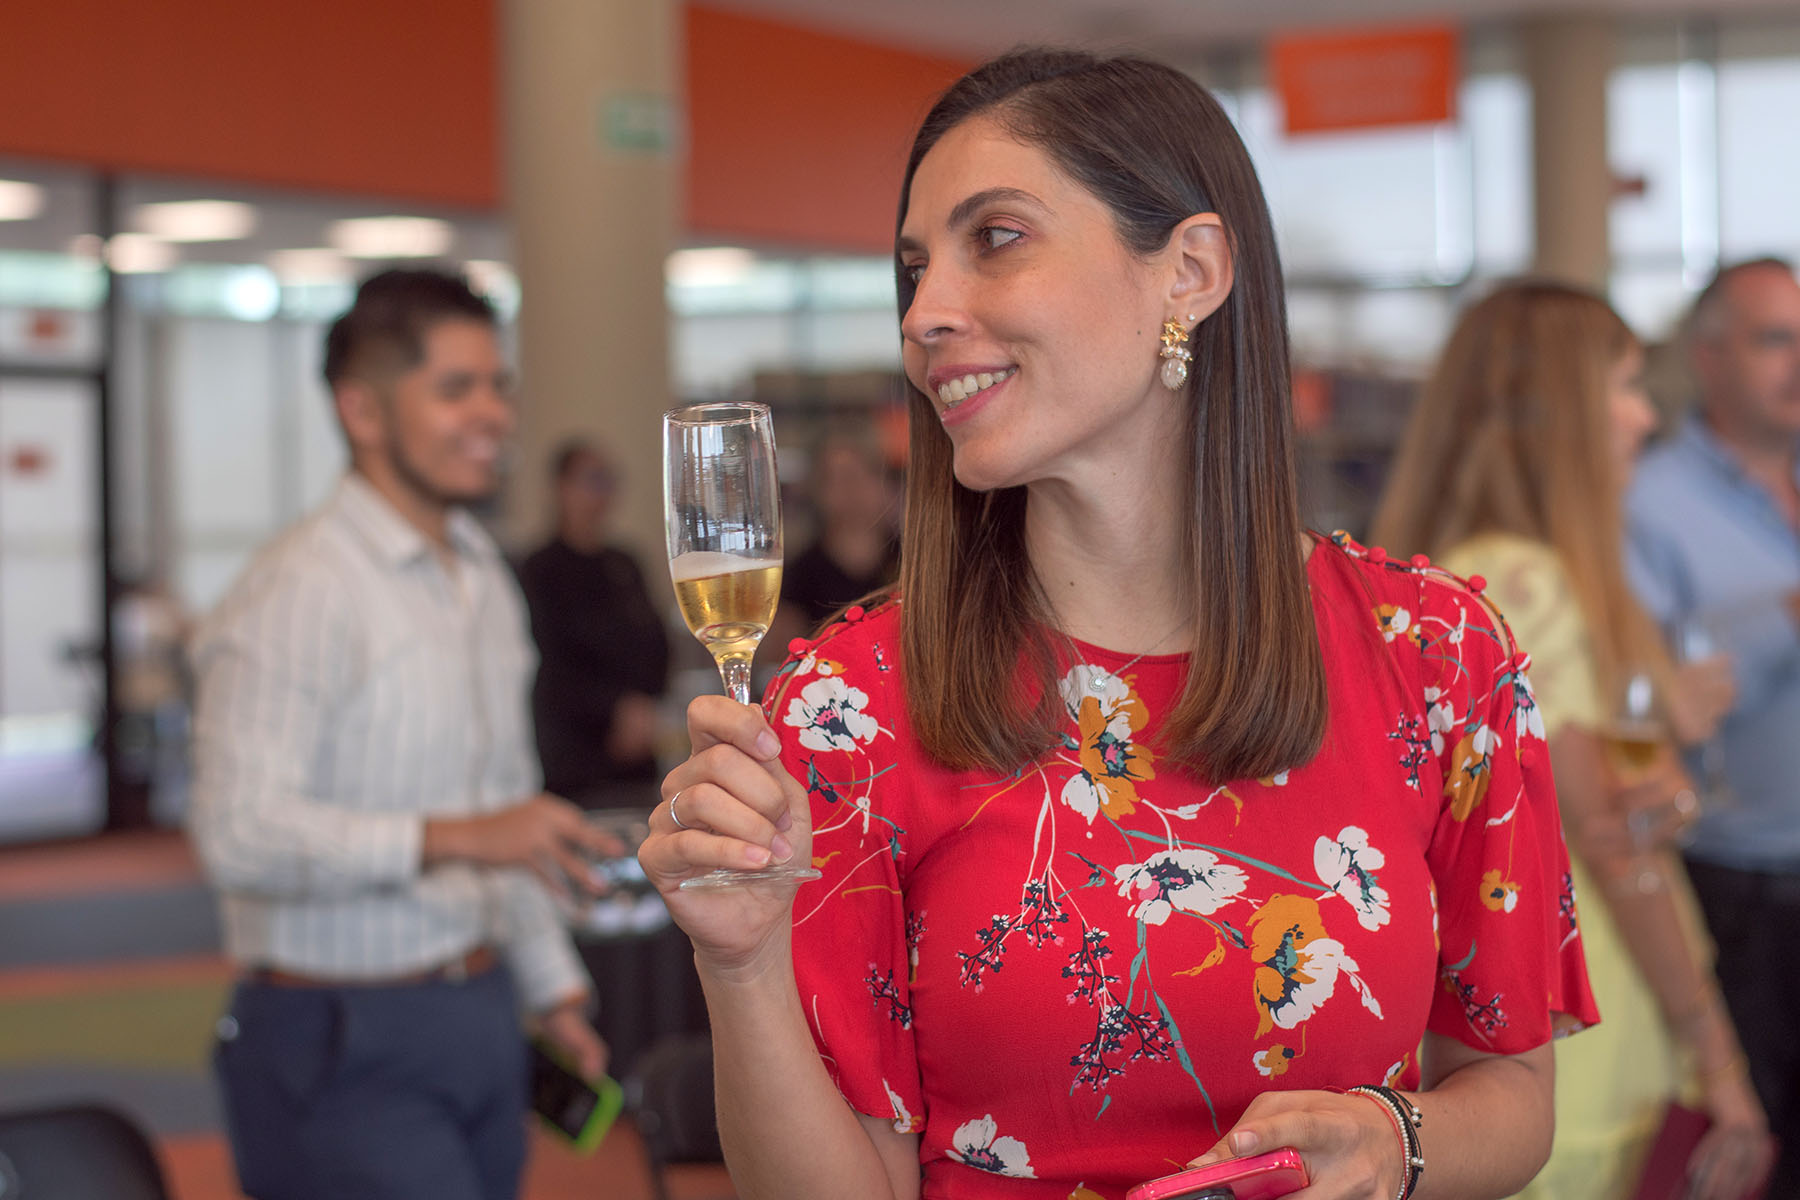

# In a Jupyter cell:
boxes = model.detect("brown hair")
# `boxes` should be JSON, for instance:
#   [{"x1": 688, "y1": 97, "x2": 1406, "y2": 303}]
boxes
[
  {"x1": 322, "y1": 266, "x2": 495, "y2": 389},
  {"x1": 1370, "y1": 281, "x2": 1660, "y2": 693},
  {"x1": 895, "y1": 49, "x2": 1326, "y2": 782}
]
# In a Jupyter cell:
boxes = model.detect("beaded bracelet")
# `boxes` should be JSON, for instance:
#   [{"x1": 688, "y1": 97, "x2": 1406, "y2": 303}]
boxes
[{"x1": 1346, "y1": 1085, "x2": 1425, "y2": 1200}]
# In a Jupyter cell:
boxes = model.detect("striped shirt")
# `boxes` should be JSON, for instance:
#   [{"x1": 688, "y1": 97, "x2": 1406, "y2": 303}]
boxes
[{"x1": 188, "y1": 473, "x2": 588, "y2": 1011}]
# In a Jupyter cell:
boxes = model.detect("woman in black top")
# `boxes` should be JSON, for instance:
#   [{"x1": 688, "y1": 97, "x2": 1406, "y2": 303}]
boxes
[{"x1": 517, "y1": 439, "x2": 669, "y2": 807}]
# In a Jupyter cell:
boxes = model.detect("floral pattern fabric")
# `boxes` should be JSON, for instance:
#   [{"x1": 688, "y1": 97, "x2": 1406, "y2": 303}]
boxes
[{"x1": 773, "y1": 534, "x2": 1599, "y2": 1200}]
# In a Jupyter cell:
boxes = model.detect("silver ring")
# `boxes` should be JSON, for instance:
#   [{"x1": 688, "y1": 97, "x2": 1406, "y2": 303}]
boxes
[{"x1": 669, "y1": 790, "x2": 690, "y2": 831}]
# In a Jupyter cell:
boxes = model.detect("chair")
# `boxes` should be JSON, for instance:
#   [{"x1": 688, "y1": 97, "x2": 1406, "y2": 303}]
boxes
[
  {"x1": 0, "y1": 1103, "x2": 171, "y2": 1200},
  {"x1": 628, "y1": 1033, "x2": 725, "y2": 1200}
]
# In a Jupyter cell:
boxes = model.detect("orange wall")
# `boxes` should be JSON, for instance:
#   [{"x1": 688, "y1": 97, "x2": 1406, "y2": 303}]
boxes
[
  {"x1": 683, "y1": 6, "x2": 970, "y2": 251},
  {"x1": 0, "y1": 0, "x2": 501, "y2": 208},
  {"x1": 0, "y1": 2, "x2": 969, "y2": 250}
]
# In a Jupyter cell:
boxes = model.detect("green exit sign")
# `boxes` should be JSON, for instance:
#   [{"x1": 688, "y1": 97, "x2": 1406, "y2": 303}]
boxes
[{"x1": 601, "y1": 93, "x2": 677, "y2": 154}]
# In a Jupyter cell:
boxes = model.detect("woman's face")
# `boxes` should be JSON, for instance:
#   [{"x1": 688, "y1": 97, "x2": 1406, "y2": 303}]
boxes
[
  {"x1": 1606, "y1": 343, "x2": 1656, "y2": 487},
  {"x1": 897, "y1": 115, "x2": 1180, "y2": 493}
]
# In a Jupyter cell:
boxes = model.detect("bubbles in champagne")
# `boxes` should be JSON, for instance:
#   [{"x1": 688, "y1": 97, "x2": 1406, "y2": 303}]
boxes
[{"x1": 670, "y1": 551, "x2": 783, "y2": 662}]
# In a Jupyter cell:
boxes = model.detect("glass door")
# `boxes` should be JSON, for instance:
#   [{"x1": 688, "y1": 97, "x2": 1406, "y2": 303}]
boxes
[{"x1": 0, "y1": 373, "x2": 105, "y2": 840}]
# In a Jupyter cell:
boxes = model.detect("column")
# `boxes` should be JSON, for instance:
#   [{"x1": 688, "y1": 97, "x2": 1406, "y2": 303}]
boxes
[
  {"x1": 1523, "y1": 14, "x2": 1614, "y2": 290},
  {"x1": 501, "y1": 0, "x2": 681, "y2": 564}
]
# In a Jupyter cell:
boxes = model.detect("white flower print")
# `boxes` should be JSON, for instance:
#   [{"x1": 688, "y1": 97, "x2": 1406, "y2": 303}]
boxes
[
  {"x1": 1424, "y1": 686, "x2": 1455, "y2": 755},
  {"x1": 1513, "y1": 673, "x2": 1546, "y2": 743},
  {"x1": 1113, "y1": 849, "x2": 1249, "y2": 926},
  {"x1": 1315, "y1": 826, "x2": 1392, "y2": 932},
  {"x1": 783, "y1": 676, "x2": 879, "y2": 753},
  {"x1": 1266, "y1": 938, "x2": 1357, "y2": 1030},
  {"x1": 883, "y1": 1078, "x2": 921, "y2": 1134},
  {"x1": 948, "y1": 1114, "x2": 1035, "y2": 1178},
  {"x1": 1060, "y1": 773, "x2": 1104, "y2": 823}
]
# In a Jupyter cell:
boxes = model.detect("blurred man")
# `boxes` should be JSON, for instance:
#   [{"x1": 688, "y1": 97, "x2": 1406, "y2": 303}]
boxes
[
  {"x1": 189, "y1": 269, "x2": 611, "y2": 1200},
  {"x1": 517, "y1": 439, "x2": 669, "y2": 808},
  {"x1": 1627, "y1": 257, "x2": 1800, "y2": 1192}
]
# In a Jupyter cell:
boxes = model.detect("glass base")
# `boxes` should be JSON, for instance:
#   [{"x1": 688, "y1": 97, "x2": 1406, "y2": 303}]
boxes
[{"x1": 677, "y1": 865, "x2": 823, "y2": 891}]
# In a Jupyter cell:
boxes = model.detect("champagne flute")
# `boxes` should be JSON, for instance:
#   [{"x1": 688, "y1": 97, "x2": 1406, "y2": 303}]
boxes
[
  {"x1": 1601, "y1": 667, "x2": 1670, "y2": 894},
  {"x1": 1674, "y1": 616, "x2": 1736, "y2": 810},
  {"x1": 663, "y1": 402, "x2": 820, "y2": 890}
]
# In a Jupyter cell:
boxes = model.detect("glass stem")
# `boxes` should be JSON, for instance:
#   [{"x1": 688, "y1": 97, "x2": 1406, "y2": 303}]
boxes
[{"x1": 719, "y1": 655, "x2": 754, "y2": 705}]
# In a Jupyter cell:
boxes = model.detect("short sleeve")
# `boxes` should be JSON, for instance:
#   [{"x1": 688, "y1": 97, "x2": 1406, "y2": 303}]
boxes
[
  {"x1": 764, "y1": 613, "x2": 926, "y2": 1135},
  {"x1": 1415, "y1": 572, "x2": 1601, "y2": 1054},
  {"x1": 1439, "y1": 537, "x2": 1603, "y2": 739}
]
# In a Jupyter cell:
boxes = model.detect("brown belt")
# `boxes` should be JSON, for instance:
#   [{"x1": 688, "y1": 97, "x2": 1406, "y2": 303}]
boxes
[{"x1": 252, "y1": 945, "x2": 498, "y2": 989}]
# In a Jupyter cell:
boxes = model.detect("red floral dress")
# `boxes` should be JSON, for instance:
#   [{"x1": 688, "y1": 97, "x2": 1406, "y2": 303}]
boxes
[{"x1": 770, "y1": 534, "x2": 1598, "y2": 1200}]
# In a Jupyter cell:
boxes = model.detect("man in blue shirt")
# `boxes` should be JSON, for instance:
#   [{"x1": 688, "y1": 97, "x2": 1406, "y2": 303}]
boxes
[{"x1": 1627, "y1": 257, "x2": 1800, "y2": 1192}]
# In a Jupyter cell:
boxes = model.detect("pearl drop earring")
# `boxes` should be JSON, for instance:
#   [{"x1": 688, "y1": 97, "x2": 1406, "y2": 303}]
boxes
[{"x1": 1158, "y1": 319, "x2": 1192, "y2": 390}]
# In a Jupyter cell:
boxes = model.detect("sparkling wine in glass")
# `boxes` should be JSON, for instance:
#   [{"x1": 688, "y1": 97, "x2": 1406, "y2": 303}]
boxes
[
  {"x1": 1602, "y1": 668, "x2": 1669, "y2": 894},
  {"x1": 663, "y1": 401, "x2": 819, "y2": 890}
]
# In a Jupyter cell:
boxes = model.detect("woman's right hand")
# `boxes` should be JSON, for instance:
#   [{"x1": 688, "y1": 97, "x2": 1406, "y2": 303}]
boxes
[
  {"x1": 1600, "y1": 757, "x2": 1700, "y2": 856},
  {"x1": 1668, "y1": 654, "x2": 1736, "y2": 747},
  {"x1": 1687, "y1": 1064, "x2": 1775, "y2": 1200},
  {"x1": 638, "y1": 695, "x2": 814, "y2": 974}
]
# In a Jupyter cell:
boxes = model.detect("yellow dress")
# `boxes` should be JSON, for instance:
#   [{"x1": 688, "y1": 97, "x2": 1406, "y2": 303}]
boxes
[{"x1": 1441, "y1": 533, "x2": 1686, "y2": 1200}]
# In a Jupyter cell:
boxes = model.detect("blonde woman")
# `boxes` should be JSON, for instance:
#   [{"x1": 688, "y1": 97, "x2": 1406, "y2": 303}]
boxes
[{"x1": 1373, "y1": 281, "x2": 1773, "y2": 1200}]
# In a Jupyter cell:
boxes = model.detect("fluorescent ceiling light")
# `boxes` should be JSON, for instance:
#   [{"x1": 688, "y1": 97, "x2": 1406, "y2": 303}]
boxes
[
  {"x1": 667, "y1": 247, "x2": 756, "y2": 288},
  {"x1": 0, "y1": 180, "x2": 45, "y2": 221},
  {"x1": 267, "y1": 247, "x2": 354, "y2": 282},
  {"x1": 134, "y1": 199, "x2": 257, "y2": 242},
  {"x1": 106, "y1": 233, "x2": 177, "y2": 274},
  {"x1": 222, "y1": 268, "x2": 282, "y2": 321},
  {"x1": 328, "y1": 216, "x2": 452, "y2": 259},
  {"x1": 463, "y1": 258, "x2": 516, "y2": 294}
]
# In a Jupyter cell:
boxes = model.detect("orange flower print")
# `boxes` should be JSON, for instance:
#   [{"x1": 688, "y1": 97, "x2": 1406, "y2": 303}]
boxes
[
  {"x1": 1444, "y1": 723, "x2": 1497, "y2": 820},
  {"x1": 1247, "y1": 894, "x2": 1362, "y2": 1038},
  {"x1": 1058, "y1": 666, "x2": 1157, "y2": 822},
  {"x1": 1068, "y1": 1189, "x2": 1107, "y2": 1200},
  {"x1": 1479, "y1": 869, "x2": 1520, "y2": 913},
  {"x1": 1253, "y1": 1042, "x2": 1299, "y2": 1077}
]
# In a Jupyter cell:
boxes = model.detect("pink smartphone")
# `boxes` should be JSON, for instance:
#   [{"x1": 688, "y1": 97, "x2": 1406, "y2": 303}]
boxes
[{"x1": 1125, "y1": 1148, "x2": 1309, "y2": 1200}]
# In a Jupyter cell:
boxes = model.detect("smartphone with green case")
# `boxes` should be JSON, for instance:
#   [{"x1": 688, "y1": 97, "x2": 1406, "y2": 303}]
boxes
[{"x1": 529, "y1": 1039, "x2": 624, "y2": 1153}]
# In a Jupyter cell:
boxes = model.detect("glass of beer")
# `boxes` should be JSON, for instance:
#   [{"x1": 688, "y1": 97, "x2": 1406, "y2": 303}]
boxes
[{"x1": 662, "y1": 401, "x2": 820, "y2": 890}]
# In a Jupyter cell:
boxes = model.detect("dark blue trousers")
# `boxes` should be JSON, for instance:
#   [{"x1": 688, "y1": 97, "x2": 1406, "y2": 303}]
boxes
[{"x1": 214, "y1": 964, "x2": 528, "y2": 1200}]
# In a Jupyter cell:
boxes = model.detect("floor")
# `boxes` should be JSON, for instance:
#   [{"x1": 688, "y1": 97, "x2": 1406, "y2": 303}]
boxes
[{"x1": 0, "y1": 830, "x2": 735, "y2": 1200}]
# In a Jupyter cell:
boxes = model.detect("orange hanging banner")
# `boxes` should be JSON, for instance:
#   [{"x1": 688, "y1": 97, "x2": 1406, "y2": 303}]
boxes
[{"x1": 1269, "y1": 26, "x2": 1458, "y2": 136}]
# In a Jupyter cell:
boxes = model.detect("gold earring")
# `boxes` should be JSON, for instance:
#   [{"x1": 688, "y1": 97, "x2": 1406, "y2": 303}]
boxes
[{"x1": 1159, "y1": 319, "x2": 1191, "y2": 390}]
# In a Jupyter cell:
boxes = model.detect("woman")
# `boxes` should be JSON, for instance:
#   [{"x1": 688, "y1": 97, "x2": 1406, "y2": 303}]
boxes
[
  {"x1": 767, "y1": 428, "x2": 903, "y2": 654},
  {"x1": 1372, "y1": 282, "x2": 1773, "y2": 1200},
  {"x1": 640, "y1": 51, "x2": 1596, "y2": 1200}
]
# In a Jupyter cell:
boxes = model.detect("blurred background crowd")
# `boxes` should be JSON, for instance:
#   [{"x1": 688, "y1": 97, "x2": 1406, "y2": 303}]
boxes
[{"x1": 1, "y1": 1, "x2": 1798, "y2": 1198}]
